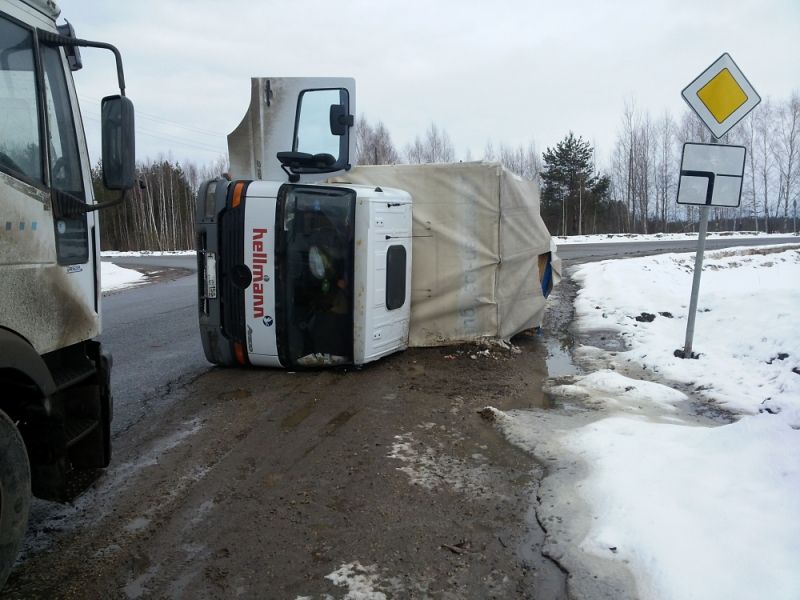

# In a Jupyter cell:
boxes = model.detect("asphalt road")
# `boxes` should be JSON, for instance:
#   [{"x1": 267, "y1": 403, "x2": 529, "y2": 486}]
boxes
[
  {"x1": 99, "y1": 263, "x2": 209, "y2": 436},
  {"x1": 555, "y1": 234, "x2": 799, "y2": 260}
]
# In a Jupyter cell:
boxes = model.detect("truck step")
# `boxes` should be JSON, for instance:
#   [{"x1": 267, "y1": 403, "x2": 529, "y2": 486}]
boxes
[
  {"x1": 51, "y1": 363, "x2": 95, "y2": 392},
  {"x1": 64, "y1": 418, "x2": 99, "y2": 448}
]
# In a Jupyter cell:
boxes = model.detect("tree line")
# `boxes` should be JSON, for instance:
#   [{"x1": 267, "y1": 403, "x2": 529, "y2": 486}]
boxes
[
  {"x1": 96, "y1": 93, "x2": 798, "y2": 249},
  {"x1": 92, "y1": 155, "x2": 228, "y2": 251},
  {"x1": 610, "y1": 94, "x2": 800, "y2": 234}
]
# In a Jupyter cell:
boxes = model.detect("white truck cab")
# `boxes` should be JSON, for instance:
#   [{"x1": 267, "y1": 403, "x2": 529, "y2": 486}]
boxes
[
  {"x1": 0, "y1": 0, "x2": 135, "y2": 587},
  {"x1": 196, "y1": 78, "x2": 412, "y2": 369}
]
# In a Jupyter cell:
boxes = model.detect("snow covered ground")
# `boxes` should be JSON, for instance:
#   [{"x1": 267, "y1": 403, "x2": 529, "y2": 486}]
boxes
[
  {"x1": 101, "y1": 262, "x2": 146, "y2": 292},
  {"x1": 556, "y1": 231, "x2": 798, "y2": 245},
  {"x1": 490, "y1": 243, "x2": 800, "y2": 600},
  {"x1": 101, "y1": 250, "x2": 196, "y2": 258},
  {"x1": 100, "y1": 250, "x2": 196, "y2": 291}
]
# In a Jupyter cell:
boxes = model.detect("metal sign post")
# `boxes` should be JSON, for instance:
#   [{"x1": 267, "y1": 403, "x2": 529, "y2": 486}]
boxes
[
  {"x1": 682, "y1": 204, "x2": 710, "y2": 357},
  {"x1": 676, "y1": 53, "x2": 759, "y2": 359},
  {"x1": 682, "y1": 140, "x2": 715, "y2": 358}
]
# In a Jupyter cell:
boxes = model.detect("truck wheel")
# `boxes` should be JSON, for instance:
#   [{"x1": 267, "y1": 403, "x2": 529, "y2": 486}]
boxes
[{"x1": 0, "y1": 410, "x2": 31, "y2": 588}]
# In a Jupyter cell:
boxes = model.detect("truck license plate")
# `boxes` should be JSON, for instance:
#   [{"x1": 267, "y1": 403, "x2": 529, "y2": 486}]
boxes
[{"x1": 205, "y1": 252, "x2": 217, "y2": 299}]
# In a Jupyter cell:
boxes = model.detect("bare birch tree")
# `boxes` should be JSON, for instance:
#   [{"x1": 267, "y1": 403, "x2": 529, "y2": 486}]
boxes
[
  {"x1": 773, "y1": 93, "x2": 800, "y2": 230},
  {"x1": 405, "y1": 123, "x2": 455, "y2": 164},
  {"x1": 355, "y1": 115, "x2": 400, "y2": 165}
]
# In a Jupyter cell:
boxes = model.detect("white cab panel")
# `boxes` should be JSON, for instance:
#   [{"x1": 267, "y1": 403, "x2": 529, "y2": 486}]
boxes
[{"x1": 351, "y1": 186, "x2": 412, "y2": 365}]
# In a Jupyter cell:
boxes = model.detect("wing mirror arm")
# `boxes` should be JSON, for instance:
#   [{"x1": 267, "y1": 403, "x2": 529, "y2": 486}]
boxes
[{"x1": 37, "y1": 29, "x2": 127, "y2": 96}]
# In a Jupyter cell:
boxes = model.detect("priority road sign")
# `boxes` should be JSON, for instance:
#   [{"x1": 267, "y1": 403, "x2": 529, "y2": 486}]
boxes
[
  {"x1": 677, "y1": 142, "x2": 746, "y2": 207},
  {"x1": 682, "y1": 53, "x2": 760, "y2": 139}
]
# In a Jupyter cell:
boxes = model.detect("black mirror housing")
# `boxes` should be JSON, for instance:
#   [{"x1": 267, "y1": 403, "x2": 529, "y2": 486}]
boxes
[
  {"x1": 101, "y1": 95, "x2": 135, "y2": 190},
  {"x1": 329, "y1": 104, "x2": 352, "y2": 136}
]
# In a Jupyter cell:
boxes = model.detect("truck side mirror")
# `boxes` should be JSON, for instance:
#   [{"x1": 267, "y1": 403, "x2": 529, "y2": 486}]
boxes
[
  {"x1": 329, "y1": 104, "x2": 352, "y2": 136},
  {"x1": 101, "y1": 95, "x2": 135, "y2": 190}
]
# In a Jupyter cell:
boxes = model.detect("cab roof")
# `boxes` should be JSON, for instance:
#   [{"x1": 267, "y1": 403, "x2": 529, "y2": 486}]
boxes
[{"x1": 19, "y1": 0, "x2": 60, "y2": 19}]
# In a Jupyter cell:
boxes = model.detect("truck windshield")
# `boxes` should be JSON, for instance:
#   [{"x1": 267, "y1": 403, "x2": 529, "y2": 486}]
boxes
[{"x1": 276, "y1": 185, "x2": 355, "y2": 368}]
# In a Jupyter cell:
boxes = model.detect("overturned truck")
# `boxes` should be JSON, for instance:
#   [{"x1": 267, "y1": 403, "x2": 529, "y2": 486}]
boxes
[
  {"x1": 331, "y1": 163, "x2": 557, "y2": 347},
  {"x1": 195, "y1": 77, "x2": 557, "y2": 369}
]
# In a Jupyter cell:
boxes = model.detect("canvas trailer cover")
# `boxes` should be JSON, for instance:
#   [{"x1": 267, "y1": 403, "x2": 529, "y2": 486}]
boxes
[{"x1": 331, "y1": 162, "x2": 558, "y2": 347}]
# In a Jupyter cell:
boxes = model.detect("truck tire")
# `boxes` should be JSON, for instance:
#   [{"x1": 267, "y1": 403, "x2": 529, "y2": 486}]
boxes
[{"x1": 0, "y1": 410, "x2": 31, "y2": 589}]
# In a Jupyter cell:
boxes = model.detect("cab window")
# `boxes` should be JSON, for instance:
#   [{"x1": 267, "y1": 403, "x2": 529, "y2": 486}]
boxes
[
  {"x1": 0, "y1": 15, "x2": 43, "y2": 185},
  {"x1": 41, "y1": 41, "x2": 88, "y2": 264},
  {"x1": 294, "y1": 89, "x2": 343, "y2": 158},
  {"x1": 386, "y1": 245, "x2": 407, "y2": 310},
  {"x1": 41, "y1": 44, "x2": 84, "y2": 197}
]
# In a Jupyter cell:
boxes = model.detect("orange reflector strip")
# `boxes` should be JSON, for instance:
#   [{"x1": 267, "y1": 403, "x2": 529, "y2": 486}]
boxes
[
  {"x1": 234, "y1": 342, "x2": 246, "y2": 365},
  {"x1": 231, "y1": 182, "x2": 245, "y2": 208}
]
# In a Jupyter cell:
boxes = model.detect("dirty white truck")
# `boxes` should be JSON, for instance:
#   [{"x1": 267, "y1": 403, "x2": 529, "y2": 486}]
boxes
[
  {"x1": 0, "y1": 0, "x2": 135, "y2": 587},
  {"x1": 196, "y1": 78, "x2": 556, "y2": 370}
]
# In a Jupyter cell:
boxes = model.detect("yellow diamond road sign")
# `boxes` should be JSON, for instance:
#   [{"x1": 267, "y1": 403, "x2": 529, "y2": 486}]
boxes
[
  {"x1": 697, "y1": 69, "x2": 747, "y2": 123},
  {"x1": 682, "y1": 53, "x2": 760, "y2": 139}
]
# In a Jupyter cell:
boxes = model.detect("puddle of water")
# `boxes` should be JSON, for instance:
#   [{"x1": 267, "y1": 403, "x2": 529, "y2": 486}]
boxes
[
  {"x1": 545, "y1": 338, "x2": 580, "y2": 378},
  {"x1": 582, "y1": 329, "x2": 627, "y2": 352}
]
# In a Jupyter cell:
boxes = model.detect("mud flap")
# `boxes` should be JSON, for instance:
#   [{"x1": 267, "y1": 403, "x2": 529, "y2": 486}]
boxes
[
  {"x1": 28, "y1": 416, "x2": 68, "y2": 502},
  {"x1": 67, "y1": 387, "x2": 110, "y2": 470},
  {"x1": 68, "y1": 344, "x2": 113, "y2": 469},
  {"x1": 0, "y1": 410, "x2": 32, "y2": 589},
  {"x1": 69, "y1": 349, "x2": 112, "y2": 469}
]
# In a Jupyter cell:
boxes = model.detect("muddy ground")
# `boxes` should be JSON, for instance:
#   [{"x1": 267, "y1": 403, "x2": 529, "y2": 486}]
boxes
[{"x1": 3, "y1": 293, "x2": 579, "y2": 599}]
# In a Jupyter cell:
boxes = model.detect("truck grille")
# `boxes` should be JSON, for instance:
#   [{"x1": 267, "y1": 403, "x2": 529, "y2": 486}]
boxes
[{"x1": 219, "y1": 203, "x2": 246, "y2": 342}]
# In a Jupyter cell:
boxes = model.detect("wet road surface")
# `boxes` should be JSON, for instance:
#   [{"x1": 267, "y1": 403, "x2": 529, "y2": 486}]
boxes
[{"x1": 99, "y1": 267, "x2": 209, "y2": 436}]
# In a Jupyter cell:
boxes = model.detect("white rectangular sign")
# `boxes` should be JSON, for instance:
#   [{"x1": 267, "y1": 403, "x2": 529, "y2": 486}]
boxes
[{"x1": 676, "y1": 142, "x2": 746, "y2": 208}]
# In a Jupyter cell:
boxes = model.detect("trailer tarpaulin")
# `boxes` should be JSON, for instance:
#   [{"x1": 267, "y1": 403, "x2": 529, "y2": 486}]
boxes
[{"x1": 331, "y1": 162, "x2": 558, "y2": 346}]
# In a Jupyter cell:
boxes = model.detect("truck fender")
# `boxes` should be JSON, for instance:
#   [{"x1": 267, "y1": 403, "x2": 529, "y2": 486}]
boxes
[{"x1": 0, "y1": 328, "x2": 56, "y2": 398}]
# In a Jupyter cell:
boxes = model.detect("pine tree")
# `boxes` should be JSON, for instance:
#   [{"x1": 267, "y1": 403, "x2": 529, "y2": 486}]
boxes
[{"x1": 540, "y1": 132, "x2": 611, "y2": 235}]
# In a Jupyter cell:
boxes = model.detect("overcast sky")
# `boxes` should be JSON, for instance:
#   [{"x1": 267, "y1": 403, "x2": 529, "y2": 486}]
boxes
[{"x1": 58, "y1": 0, "x2": 799, "y2": 171}]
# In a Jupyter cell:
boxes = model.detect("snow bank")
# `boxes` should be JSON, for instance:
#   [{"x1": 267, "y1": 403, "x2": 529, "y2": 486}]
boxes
[
  {"x1": 101, "y1": 262, "x2": 146, "y2": 292},
  {"x1": 491, "y1": 244, "x2": 800, "y2": 600},
  {"x1": 101, "y1": 250, "x2": 196, "y2": 257},
  {"x1": 572, "y1": 244, "x2": 800, "y2": 418},
  {"x1": 566, "y1": 413, "x2": 800, "y2": 600},
  {"x1": 556, "y1": 231, "x2": 798, "y2": 245}
]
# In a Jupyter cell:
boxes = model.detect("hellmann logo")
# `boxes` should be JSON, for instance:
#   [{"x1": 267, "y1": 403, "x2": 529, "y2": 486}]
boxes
[{"x1": 252, "y1": 228, "x2": 269, "y2": 319}]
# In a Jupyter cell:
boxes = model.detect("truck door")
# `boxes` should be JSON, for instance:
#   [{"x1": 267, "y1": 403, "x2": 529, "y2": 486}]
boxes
[
  {"x1": 0, "y1": 11, "x2": 97, "y2": 354},
  {"x1": 228, "y1": 78, "x2": 355, "y2": 184}
]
